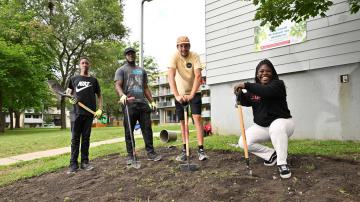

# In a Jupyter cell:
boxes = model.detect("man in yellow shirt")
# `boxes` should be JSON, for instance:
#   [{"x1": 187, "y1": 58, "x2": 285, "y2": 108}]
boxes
[{"x1": 168, "y1": 36, "x2": 208, "y2": 161}]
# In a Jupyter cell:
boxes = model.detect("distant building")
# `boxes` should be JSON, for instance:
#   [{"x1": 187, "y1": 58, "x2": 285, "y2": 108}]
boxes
[{"x1": 5, "y1": 107, "x2": 71, "y2": 128}]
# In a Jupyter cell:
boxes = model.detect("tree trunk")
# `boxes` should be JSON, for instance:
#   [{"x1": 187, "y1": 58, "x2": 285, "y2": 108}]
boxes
[
  {"x1": 9, "y1": 108, "x2": 13, "y2": 130},
  {"x1": 0, "y1": 91, "x2": 4, "y2": 133},
  {"x1": 14, "y1": 110, "x2": 20, "y2": 128},
  {"x1": 61, "y1": 97, "x2": 66, "y2": 129}
]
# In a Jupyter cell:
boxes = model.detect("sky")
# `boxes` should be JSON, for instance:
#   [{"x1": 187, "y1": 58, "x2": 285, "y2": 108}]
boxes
[{"x1": 122, "y1": 0, "x2": 205, "y2": 70}]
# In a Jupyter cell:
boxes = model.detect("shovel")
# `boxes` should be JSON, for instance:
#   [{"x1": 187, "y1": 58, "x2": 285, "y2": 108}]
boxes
[
  {"x1": 236, "y1": 98, "x2": 253, "y2": 176},
  {"x1": 125, "y1": 104, "x2": 141, "y2": 169},
  {"x1": 179, "y1": 104, "x2": 199, "y2": 172}
]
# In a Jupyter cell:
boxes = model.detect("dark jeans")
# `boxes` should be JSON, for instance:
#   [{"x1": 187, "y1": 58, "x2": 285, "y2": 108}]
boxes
[
  {"x1": 123, "y1": 102, "x2": 154, "y2": 155},
  {"x1": 70, "y1": 115, "x2": 93, "y2": 167}
]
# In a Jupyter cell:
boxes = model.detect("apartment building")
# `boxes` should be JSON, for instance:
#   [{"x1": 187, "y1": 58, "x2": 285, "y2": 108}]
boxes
[
  {"x1": 5, "y1": 107, "x2": 71, "y2": 128},
  {"x1": 5, "y1": 109, "x2": 43, "y2": 128}
]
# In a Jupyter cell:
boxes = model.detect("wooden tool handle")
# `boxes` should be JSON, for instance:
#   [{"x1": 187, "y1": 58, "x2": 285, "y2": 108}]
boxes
[
  {"x1": 78, "y1": 102, "x2": 96, "y2": 116},
  {"x1": 184, "y1": 106, "x2": 190, "y2": 157},
  {"x1": 237, "y1": 105, "x2": 249, "y2": 159}
]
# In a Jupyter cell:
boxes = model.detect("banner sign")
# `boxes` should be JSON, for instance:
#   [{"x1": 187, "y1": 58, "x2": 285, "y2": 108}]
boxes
[{"x1": 255, "y1": 20, "x2": 306, "y2": 51}]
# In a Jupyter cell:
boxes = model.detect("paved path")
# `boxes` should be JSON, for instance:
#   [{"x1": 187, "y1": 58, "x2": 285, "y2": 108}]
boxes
[{"x1": 0, "y1": 130, "x2": 187, "y2": 166}]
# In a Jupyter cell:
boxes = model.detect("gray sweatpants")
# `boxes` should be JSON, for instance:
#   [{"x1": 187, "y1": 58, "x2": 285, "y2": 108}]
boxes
[{"x1": 238, "y1": 118, "x2": 295, "y2": 165}]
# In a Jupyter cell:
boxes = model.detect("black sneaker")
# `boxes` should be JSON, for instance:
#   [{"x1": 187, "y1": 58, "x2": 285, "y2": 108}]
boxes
[
  {"x1": 126, "y1": 154, "x2": 134, "y2": 165},
  {"x1": 147, "y1": 152, "x2": 162, "y2": 161},
  {"x1": 278, "y1": 164, "x2": 291, "y2": 179},
  {"x1": 175, "y1": 149, "x2": 186, "y2": 162},
  {"x1": 198, "y1": 149, "x2": 208, "y2": 161},
  {"x1": 67, "y1": 164, "x2": 79, "y2": 174},
  {"x1": 264, "y1": 151, "x2": 277, "y2": 166},
  {"x1": 80, "y1": 162, "x2": 94, "y2": 171}
]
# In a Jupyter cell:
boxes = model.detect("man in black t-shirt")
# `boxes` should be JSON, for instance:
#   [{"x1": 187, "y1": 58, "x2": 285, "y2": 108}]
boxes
[{"x1": 67, "y1": 56, "x2": 103, "y2": 174}]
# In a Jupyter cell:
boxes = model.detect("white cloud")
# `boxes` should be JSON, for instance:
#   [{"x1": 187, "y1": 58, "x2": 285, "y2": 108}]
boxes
[{"x1": 123, "y1": 0, "x2": 205, "y2": 70}]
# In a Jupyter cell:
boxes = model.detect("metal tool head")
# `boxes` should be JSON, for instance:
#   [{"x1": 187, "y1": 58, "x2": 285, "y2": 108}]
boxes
[
  {"x1": 128, "y1": 160, "x2": 141, "y2": 169},
  {"x1": 247, "y1": 168, "x2": 253, "y2": 176},
  {"x1": 47, "y1": 80, "x2": 73, "y2": 98},
  {"x1": 179, "y1": 156, "x2": 199, "y2": 172},
  {"x1": 179, "y1": 163, "x2": 199, "y2": 172},
  {"x1": 245, "y1": 158, "x2": 253, "y2": 176}
]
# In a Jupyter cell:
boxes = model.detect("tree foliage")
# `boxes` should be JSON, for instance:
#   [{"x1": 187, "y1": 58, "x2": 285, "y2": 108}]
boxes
[
  {"x1": 253, "y1": 0, "x2": 360, "y2": 31},
  {"x1": 28, "y1": 0, "x2": 127, "y2": 128},
  {"x1": 0, "y1": 0, "x2": 55, "y2": 132}
]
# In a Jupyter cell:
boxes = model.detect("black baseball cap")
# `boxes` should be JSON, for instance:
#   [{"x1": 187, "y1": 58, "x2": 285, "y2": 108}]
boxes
[{"x1": 124, "y1": 47, "x2": 136, "y2": 55}]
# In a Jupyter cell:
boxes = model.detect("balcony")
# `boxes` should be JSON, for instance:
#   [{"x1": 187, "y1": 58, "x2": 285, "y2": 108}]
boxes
[
  {"x1": 158, "y1": 101, "x2": 175, "y2": 108},
  {"x1": 202, "y1": 110, "x2": 211, "y2": 118},
  {"x1": 202, "y1": 96, "x2": 210, "y2": 104}
]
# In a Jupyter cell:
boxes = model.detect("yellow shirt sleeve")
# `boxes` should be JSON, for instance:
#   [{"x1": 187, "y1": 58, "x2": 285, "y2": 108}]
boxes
[
  {"x1": 192, "y1": 53, "x2": 203, "y2": 70},
  {"x1": 168, "y1": 53, "x2": 177, "y2": 69}
]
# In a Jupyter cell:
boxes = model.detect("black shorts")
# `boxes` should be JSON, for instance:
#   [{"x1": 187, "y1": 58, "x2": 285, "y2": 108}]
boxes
[{"x1": 175, "y1": 93, "x2": 202, "y2": 120}]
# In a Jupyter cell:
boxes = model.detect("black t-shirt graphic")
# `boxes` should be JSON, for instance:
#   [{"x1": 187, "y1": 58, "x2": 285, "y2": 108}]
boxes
[{"x1": 68, "y1": 75, "x2": 101, "y2": 116}]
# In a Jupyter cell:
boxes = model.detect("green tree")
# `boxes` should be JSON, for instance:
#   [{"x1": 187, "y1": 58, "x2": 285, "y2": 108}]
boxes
[
  {"x1": 0, "y1": 0, "x2": 55, "y2": 132},
  {"x1": 29, "y1": 0, "x2": 127, "y2": 129},
  {"x1": 253, "y1": 0, "x2": 360, "y2": 31}
]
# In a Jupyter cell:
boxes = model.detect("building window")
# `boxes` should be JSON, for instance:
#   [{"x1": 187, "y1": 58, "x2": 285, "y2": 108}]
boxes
[
  {"x1": 33, "y1": 115, "x2": 40, "y2": 119},
  {"x1": 25, "y1": 115, "x2": 31, "y2": 118}
]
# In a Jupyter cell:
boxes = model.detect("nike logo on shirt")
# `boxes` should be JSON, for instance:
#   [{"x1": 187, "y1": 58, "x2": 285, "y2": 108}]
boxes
[{"x1": 75, "y1": 81, "x2": 92, "y2": 92}]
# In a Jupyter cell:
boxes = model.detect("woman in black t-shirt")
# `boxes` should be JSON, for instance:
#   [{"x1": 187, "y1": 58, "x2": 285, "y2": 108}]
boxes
[{"x1": 234, "y1": 59, "x2": 295, "y2": 179}]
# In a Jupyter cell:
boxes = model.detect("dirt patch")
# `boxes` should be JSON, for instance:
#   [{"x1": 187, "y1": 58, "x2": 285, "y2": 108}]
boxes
[{"x1": 0, "y1": 148, "x2": 359, "y2": 202}]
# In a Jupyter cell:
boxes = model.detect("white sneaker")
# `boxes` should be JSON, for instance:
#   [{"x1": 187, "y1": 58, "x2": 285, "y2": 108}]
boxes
[
  {"x1": 278, "y1": 164, "x2": 291, "y2": 179},
  {"x1": 198, "y1": 149, "x2": 208, "y2": 161}
]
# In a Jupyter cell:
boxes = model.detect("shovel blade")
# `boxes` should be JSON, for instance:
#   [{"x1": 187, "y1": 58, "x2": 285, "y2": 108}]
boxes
[
  {"x1": 127, "y1": 160, "x2": 141, "y2": 169},
  {"x1": 179, "y1": 163, "x2": 199, "y2": 172},
  {"x1": 247, "y1": 167, "x2": 253, "y2": 176}
]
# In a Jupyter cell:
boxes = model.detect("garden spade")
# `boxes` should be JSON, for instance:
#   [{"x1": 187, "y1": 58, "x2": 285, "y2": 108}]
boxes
[
  {"x1": 236, "y1": 98, "x2": 253, "y2": 176},
  {"x1": 47, "y1": 80, "x2": 96, "y2": 116},
  {"x1": 180, "y1": 105, "x2": 199, "y2": 172},
  {"x1": 125, "y1": 104, "x2": 141, "y2": 169}
]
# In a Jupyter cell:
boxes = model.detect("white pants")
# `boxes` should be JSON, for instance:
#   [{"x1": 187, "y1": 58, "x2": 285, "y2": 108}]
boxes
[{"x1": 238, "y1": 118, "x2": 295, "y2": 165}]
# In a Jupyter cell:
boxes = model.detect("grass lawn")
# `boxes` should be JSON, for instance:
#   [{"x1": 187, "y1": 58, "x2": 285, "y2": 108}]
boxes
[
  {"x1": 0, "y1": 124, "x2": 190, "y2": 158},
  {"x1": 0, "y1": 128, "x2": 359, "y2": 187}
]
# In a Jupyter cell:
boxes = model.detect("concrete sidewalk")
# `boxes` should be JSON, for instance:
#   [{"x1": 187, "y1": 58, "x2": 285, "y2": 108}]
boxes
[{"x1": 0, "y1": 130, "x2": 187, "y2": 166}]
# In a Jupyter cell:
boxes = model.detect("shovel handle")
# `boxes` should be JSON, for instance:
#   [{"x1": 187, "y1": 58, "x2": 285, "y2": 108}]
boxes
[
  {"x1": 237, "y1": 105, "x2": 249, "y2": 159},
  {"x1": 184, "y1": 105, "x2": 190, "y2": 157},
  {"x1": 78, "y1": 101, "x2": 96, "y2": 116}
]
